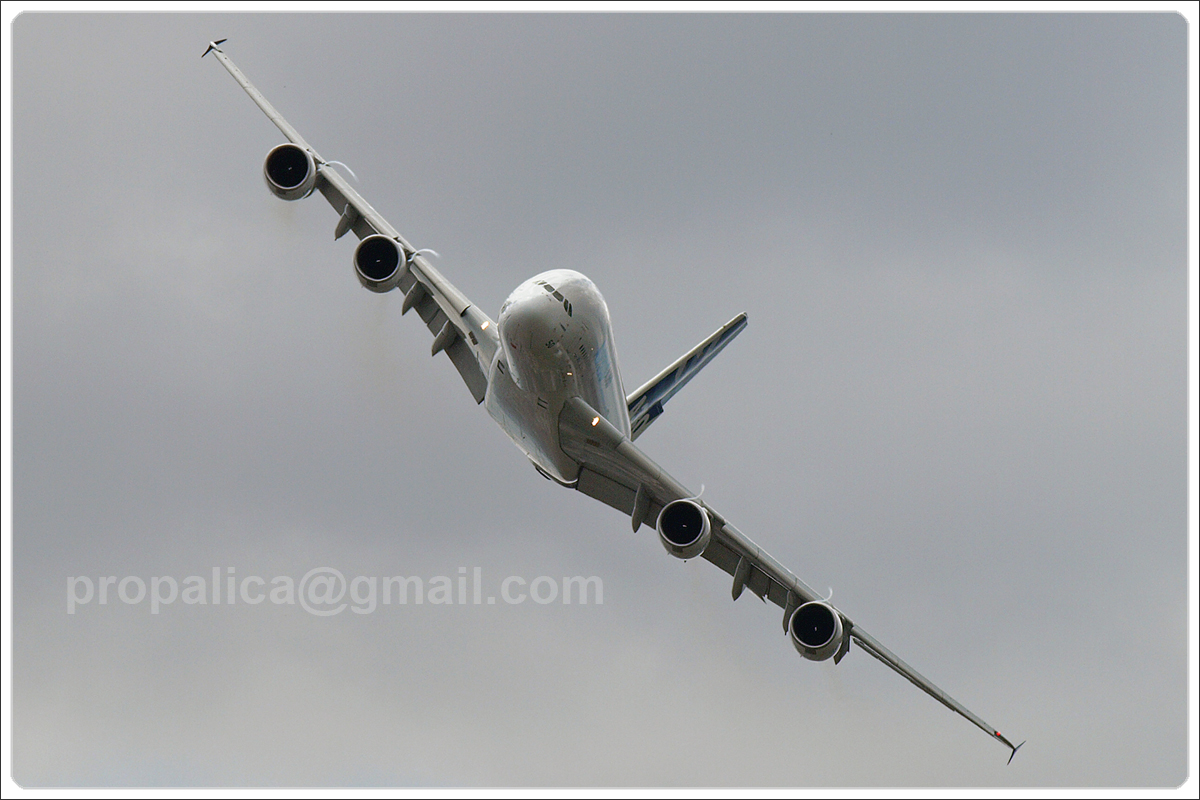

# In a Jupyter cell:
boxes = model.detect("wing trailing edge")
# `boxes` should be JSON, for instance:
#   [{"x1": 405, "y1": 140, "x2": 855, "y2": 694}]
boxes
[
  {"x1": 206, "y1": 41, "x2": 492, "y2": 404},
  {"x1": 559, "y1": 394, "x2": 1022, "y2": 761}
]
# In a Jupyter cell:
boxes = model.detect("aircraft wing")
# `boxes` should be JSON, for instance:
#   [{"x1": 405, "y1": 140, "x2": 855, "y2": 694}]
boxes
[
  {"x1": 205, "y1": 41, "x2": 495, "y2": 403},
  {"x1": 558, "y1": 395, "x2": 1023, "y2": 762}
]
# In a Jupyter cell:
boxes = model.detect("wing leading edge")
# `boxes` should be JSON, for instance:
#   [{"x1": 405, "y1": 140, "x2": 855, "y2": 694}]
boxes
[
  {"x1": 205, "y1": 41, "x2": 495, "y2": 403},
  {"x1": 558, "y1": 396, "x2": 1022, "y2": 762}
]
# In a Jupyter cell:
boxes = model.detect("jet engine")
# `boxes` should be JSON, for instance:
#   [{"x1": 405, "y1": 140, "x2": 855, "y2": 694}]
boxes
[
  {"x1": 263, "y1": 143, "x2": 317, "y2": 201},
  {"x1": 788, "y1": 601, "x2": 845, "y2": 661},
  {"x1": 353, "y1": 235, "x2": 405, "y2": 293},
  {"x1": 657, "y1": 499, "x2": 711, "y2": 560}
]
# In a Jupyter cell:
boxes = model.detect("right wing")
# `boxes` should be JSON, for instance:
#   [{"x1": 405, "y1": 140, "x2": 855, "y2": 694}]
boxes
[
  {"x1": 204, "y1": 41, "x2": 497, "y2": 403},
  {"x1": 557, "y1": 395, "x2": 1023, "y2": 762}
]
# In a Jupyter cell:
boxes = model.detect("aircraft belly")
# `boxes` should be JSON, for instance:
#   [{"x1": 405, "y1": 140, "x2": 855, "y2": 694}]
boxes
[{"x1": 484, "y1": 356, "x2": 580, "y2": 483}]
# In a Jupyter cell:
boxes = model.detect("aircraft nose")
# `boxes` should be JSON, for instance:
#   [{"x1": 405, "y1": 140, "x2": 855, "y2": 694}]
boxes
[
  {"x1": 497, "y1": 287, "x2": 572, "y2": 395},
  {"x1": 499, "y1": 292, "x2": 556, "y2": 354}
]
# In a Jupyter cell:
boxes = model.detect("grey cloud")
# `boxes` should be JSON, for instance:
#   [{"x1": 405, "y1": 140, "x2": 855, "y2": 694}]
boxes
[{"x1": 11, "y1": 11, "x2": 1189, "y2": 787}]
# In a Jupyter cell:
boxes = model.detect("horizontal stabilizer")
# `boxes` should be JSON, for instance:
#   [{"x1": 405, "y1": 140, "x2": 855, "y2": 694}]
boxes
[{"x1": 626, "y1": 312, "x2": 747, "y2": 440}]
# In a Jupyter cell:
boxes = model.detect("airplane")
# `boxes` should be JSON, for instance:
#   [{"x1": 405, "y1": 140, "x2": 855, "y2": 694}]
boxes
[{"x1": 205, "y1": 40, "x2": 1023, "y2": 763}]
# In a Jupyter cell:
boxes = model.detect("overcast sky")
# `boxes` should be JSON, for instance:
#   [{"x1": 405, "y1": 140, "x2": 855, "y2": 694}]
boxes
[{"x1": 8, "y1": 11, "x2": 1193, "y2": 788}]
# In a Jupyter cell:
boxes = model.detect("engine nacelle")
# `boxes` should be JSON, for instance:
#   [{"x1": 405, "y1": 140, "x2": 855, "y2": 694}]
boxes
[
  {"x1": 263, "y1": 143, "x2": 317, "y2": 201},
  {"x1": 788, "y1": 601, "x2": 845, "y2": 661},
  {"x1": 656, "y1": 499, "x2": 711, "y2": 560},
  {"x1": 353, "y1": 235, "x2": 406, "y2": 293}
]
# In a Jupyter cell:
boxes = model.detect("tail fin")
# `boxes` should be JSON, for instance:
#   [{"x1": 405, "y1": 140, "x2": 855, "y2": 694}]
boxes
[{"x1": 626, "y1": 313, "x2": 748, "y2": 440}]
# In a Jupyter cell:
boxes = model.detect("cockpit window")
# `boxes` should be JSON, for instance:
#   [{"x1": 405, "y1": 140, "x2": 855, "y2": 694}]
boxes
[{"x1": 534, "y1": 280, "x2": 572, "y2": 316}]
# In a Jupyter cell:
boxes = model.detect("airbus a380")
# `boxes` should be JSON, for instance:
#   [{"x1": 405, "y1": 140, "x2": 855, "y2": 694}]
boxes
[{"x1": 206, "y1": 41, "x2": 1022, "y2": 762}]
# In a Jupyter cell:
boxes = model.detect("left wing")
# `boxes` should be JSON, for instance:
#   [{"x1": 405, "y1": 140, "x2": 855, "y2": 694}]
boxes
[
  {"x1": 205, "y1": 40, "x2": 497, "y2": 403},
  {"x1": 558, "y1": 395, "x2": 1023, "y2": 762}
]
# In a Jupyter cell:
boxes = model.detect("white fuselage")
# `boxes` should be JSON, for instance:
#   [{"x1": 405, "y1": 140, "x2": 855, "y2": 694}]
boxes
[{"x1": 485, "y1": 269, "x2": 630, "y2": 484}]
